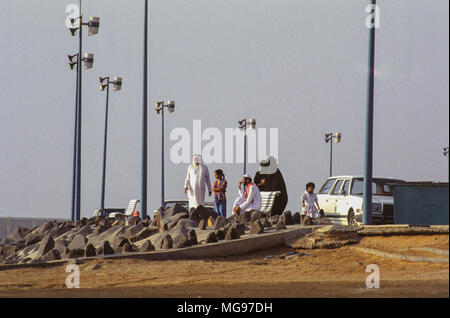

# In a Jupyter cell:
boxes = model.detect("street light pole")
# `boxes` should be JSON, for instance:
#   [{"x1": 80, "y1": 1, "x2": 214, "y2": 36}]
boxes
[
  {"x1": 71, "y1": 54, "x2": 79, "y2": 222},
  {"x1": 325, "y1": 132, "x2": 341, "y2": 177},
  {"x1": 100, "y1": 81, "x2": 109, "y2": 215},
  {"x1": 76, "y1": 10, "x2": 83, "y2": 222},
  {"x1": 363, "y1": 0, "x2": 377, "y2": 225},
  {"x1": 239, "y1": 119, "x2": 256, "y2": 176},
  {"x1": 161, "y1": 104, "x2": 165, "y2": 207},
  {"x1": 141, "y1": 0, "x2": 149, "y2": 219},
  {"x1": 329, "y1": 137, "x2": 333, "y2": 176},
  {"x1": 244, "y1": 127, "x2": 247, "y2": 175},
  {"x1": 444, "y1": 147, "x2": 449, "y2": 182},
  {"x1": 155, "y1": 101, "x2": 175, "y2": 208},
  {"x1": 98, "y1": 77, "x2": 122, "y2": 216},
  {"x1": 67, "y1": 4, "x2": 99, "y2": 221}
]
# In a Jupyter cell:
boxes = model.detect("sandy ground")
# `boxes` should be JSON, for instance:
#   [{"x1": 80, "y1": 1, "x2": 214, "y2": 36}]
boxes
[{"x1": 0, "y1": 235, "x2": 448, "y2": 298}]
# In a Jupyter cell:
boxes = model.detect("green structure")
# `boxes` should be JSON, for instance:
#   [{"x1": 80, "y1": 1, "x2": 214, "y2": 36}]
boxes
[{"x1": 392, "y1": 182, "x2": 449, "y2": 225}]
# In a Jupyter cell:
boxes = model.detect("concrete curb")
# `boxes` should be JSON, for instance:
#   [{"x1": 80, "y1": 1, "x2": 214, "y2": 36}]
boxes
[
  {"x1": 0, "y1": 226, "x2": 315, "y2": 271},
  {"x1": 350, "y1": 247, "x2": 449, "y2": 264},
  {"x1": 357, "y1": 225, "x2": 449, "y2": 236},
  {"x1": 399, "y1": 247, "x2": 449, "y2": 257}
]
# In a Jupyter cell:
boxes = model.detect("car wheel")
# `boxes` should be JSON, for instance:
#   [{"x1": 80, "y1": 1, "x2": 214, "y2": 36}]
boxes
[{"x1": 347, "y1": 210, "x2": 357, "y2": 226}]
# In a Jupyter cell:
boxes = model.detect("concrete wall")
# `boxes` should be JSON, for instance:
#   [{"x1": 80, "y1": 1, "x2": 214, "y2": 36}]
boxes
[{"x1": 0, "y1": 217, "x2": 67, "y2": 239}]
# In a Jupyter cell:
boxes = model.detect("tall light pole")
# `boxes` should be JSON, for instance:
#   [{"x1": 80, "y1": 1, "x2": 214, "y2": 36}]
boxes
[
  {"x1": 325, "y1": 132, "x2": 342, "y2": 177},
  {"x1": 363, "y1": 0, "x2": 377, "y2": 225},
  {"x1": 98, "y1": 77, "x2": 123, "y2": 216},
  {"x1": 141, "y1": 0, "x2": 149, "y2": 219},
  {"x1": 68, "y1": 53, "x2": 79, "y2": 222},
  {"x1": 444, "y1": 147, "x2": 449, "y2": 182},
  {"x1": 238, "y1": 118, "x2": 256, "y2": 175},
  {"x1": 67, "y1": 1, "x2": 100, "y2": 221},
  {"x1": 155, "y1": 100, "x2": 175, "y2": 207},
  {"x1": 67, "y1": 51, "x2": 95, "y2": 221}
]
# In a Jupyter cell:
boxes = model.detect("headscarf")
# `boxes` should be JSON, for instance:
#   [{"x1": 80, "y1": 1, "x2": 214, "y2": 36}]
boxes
[{"x1": 259, "y1": 156, "x2": 278, "y2": 175}]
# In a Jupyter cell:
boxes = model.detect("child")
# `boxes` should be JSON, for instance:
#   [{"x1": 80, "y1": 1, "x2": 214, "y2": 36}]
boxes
[
  {"x1": 212, "y1": 169, "x2": 227, "y2": 217},
  {"x1": 301, "y1": 182, "x2": 321, "y2": 223}
]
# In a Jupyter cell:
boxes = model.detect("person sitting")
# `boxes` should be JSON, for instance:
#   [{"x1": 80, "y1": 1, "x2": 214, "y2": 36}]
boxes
[
  {"x1": 254, "y1": 156, "x2": 288, "y2": 216},
  {"x1": 233, "y1": 175, "x2": 262, "y2": 215}
]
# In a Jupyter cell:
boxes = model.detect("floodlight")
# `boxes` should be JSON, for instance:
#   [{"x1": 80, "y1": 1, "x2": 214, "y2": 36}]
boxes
[
  {"x1": 248, "y1": 118, "x2": 256, "y2": 130},
  {"x1": 88, "y1": 17, "x2": 100, "y2": 36},
  {"x1": 83, "y1": 53, "x2": 94, "y2": 70},
  {"x1": 113, "y1": 77, "x2": 122, "y2": 91},
  {"x1": 334, "y1": 133, "x2": 342, "y2": 143},
  {"x1": 167, "y1": 100, "x2": 175, "y2": 113}
]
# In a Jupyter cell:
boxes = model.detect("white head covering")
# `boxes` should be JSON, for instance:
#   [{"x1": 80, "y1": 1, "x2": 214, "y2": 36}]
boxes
[
  {"x1": 259, "y1": 156, "x2": 278, "y2": 175},
  {"x1": 243, "y1": 174, "x2": 252, "y2": 180},
  {"x1": 192, "y1": 154, "x2": 202, "y2": 165}
]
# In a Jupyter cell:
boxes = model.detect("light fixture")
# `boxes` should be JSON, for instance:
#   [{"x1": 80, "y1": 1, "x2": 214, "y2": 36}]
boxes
[
  {"x1": 68, "y1": 62, "x2": 78, "y2": 70},
  {"x1": 248, "y1": 118, "x2": 256, "y2": 130},
  {"x1": 69, "y1": 27, "x2": 78, "y2": 36},
  {"x1": 167, "y1": 100, "x2": 175, "y2": 113},
  {"x1": 83, "y1": 53, "x2": 94, "y2": 70},
  {"x1": 67, "y1": 54, "x2": 78, "y2": 70},
  {"x1": 334, "y1": 132, "x2": 342, "y2": 143},
  {"x1": 112, "y1": 77, "x2": 122, "y2": 91},
  {"x1": 88, "y1": 17, "x2": 100, "y2": 36},
  {"x1": 67, "y1": 54, "x2": 78, "y2": 62}
]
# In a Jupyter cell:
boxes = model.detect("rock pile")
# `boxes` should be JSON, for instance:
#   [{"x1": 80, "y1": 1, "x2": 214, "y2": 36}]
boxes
[{"x1": 0, "y1": 205, "x2": 303, "y2": 265}]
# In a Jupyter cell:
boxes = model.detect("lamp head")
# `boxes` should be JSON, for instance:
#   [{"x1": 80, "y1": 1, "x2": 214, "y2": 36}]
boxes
[
  {"x1": 112, "y1": 77, "x2": 122, "y2": 91},
  {"x1": 248, "y1": 118, "x2": 256, "y2": 130},
  {"x1": 67, "y1": 54, "x2": 78, "y2": 62},
  {"x1": 167, "y1": 100, "x2": 175, "y2": 113},
  {"x1": 69, "y1": 28, "x2": 78, "y2": 36},
  {"x1": 334, "y1": 132, "x2": 342, "y2": 143},
  {"x1": 88, "y1": 17, "x2": 100, "y2": 36},
  {"x1": 83, "y1": 53, "x2": 94, "y2": 70},
  {"x1": 68, "y1": 61, "x2": 78, "y2": 70}
]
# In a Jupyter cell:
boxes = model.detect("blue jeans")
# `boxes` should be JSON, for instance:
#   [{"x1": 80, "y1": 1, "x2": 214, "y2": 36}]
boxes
[{"x1": 214, "y1": 198, "x2": 227, "y2": 218}]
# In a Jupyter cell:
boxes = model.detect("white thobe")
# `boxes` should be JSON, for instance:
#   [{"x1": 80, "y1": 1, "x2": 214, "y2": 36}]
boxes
[
  {"x1": 184, "y1": 163, "x2": 212, "y2": 210},
  {"x1": 233, "y1": 184, "x2": 262, "y2": 212}
]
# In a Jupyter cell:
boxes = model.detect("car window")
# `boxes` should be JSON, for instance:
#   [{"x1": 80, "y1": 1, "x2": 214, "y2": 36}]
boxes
[
  {"x1": 351, "y1": 179, "x2": 364, "y2": 195},
  {"x1": 331, "y1": 180, "x2": 344, "y2": 195},
  {"x1": 342, "y1": 180, "x2": 350, "y2": 195},
  {"x1": 351, "y1": 178, "x2": 398, "y2": 195},
  {"x1": 319, "y1": 179, "x2": 336, "y2": 194}
]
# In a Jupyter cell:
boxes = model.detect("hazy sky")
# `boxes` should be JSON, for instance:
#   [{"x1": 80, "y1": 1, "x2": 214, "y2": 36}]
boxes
[{"x1": 0, "y1": 0, "x2": 448, "y2": 219}]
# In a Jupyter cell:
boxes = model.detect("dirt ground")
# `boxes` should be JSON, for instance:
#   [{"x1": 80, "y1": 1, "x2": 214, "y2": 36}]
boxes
[{"x1": 0, "y1": 235, "x2": 448, "y2": 298}]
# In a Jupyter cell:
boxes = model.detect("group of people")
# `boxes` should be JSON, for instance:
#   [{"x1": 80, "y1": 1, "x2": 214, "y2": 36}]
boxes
[
  {"x1": 183, "y1": 154, "x2": 263, "y2": 218},
  {"x1": 183, "y1": 154, "x2": 321, "y2": 221}
]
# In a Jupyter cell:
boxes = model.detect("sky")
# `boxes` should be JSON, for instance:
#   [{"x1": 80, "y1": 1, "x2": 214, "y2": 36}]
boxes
[{"x1": 0, "y1": 0, "x2": 448, "y2": 219}]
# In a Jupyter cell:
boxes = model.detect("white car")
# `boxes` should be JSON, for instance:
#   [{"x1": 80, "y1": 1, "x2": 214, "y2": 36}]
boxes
[{"x1": 317, "y1": 176, "x2": 405, "y2": 225}]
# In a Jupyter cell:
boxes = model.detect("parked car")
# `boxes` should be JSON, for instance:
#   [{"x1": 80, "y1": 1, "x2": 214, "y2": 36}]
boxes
[{"x1": 316, "y1": 176, "x2": 405, "y2": 225}]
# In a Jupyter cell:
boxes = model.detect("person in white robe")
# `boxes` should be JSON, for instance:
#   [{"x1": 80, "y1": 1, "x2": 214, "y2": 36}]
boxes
[
  {"x1": 233, "y1": 175, "x2": 262, "y2": 214},
  {"x1": 184, "y1": 155, "x2": 212, "y2": 210}
]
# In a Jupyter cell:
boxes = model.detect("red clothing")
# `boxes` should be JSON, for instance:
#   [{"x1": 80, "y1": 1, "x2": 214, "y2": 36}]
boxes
[
  {"x1": 213, "y1": 179, "x2": 227, "y2": 201},
  {"x1": 245, "y1": 182, "x2": 255, "y2": 198}
]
